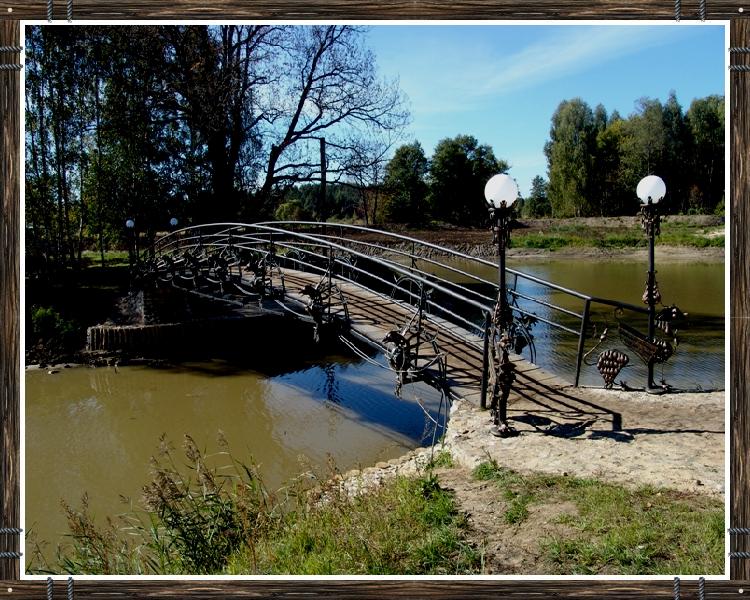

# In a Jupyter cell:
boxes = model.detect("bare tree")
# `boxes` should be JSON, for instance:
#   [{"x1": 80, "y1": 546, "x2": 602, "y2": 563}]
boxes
[{"x1": 257, "y1": 26, "x2": 408, "y2": 211}]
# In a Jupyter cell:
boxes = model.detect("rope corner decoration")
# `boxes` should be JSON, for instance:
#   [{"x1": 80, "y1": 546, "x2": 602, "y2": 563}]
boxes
[
  {"x1": 674, "y1": 576, "x2": 680, "y2": 600},
  {"x1": 46, "y1": 0, "x2": 74, "y2": 22},
  {"x1": 0, "y1": 46, "x2": 23, "y2": 72},
  {"x1": 675, "y1": 0, "x2": 681, "y2": 22},
  {"x1": 0, "y1": 528, "x2": 22, "y2": 560},
  {"x1": 46, "y1": 576, "x2": 75, "y2": 600},
  {"x1": 729, "y1": 527, "x2": 750, "y2": 559},
  {"x1": 729, "y1": 47, "x2": 750, "y2": 72}
]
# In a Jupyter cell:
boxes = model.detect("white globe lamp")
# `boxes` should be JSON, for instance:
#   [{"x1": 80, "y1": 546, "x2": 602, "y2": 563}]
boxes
[{"x1": 484, "y1": 174, "x2": 519, "y2": 209}]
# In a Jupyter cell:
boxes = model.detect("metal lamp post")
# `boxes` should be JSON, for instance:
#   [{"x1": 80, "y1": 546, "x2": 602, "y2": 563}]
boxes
[
  {"x1": 125, "y1": 218, "x2": 135, "y2": 271},
  {"x1": 486, "y1": 174, "x2": 519, "y2": 329},
  {"x1": 636, "y1": 175, "x2": 666, "y2": 391},
  {"x1": 484, "y1": 173, "x2": 520, "y2": 437}
]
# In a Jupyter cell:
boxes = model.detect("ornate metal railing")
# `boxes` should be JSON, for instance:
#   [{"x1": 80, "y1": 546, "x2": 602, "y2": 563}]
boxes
[{"x1": 144, "y1": 222, "x2": 664, "y2": 390}]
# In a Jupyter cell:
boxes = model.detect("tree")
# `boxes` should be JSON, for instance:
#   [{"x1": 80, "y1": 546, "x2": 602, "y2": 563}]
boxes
[
  {"x1": 617, "y1": 98, "x2": 667, "y2": 210},
  {"x1": 687, "y1": 95, "x2": 724, "y2": 213},
  {"x1": 522, "y1": 176, "x2": 551, "y2": 218},
  {"x1": 383, "y1": 142, "x2": 428, "y2": 224},
  {"x1": 256, "y1": 26, "x2": 409, "y2": 212},
  {"x1": 661, "y1": 91, "x2": 692, "y2": 213},
  {"x1": 544, "y1": 99, "x2": 597, "y2": 217},
  {"x1": 428, "y1": 135, "x2": 509, "y2": 225}
]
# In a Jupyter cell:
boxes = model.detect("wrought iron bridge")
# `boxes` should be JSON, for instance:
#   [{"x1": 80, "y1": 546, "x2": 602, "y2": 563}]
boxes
[{"x1": 132, "y1": 222, "x2": 686, "y2": 432}]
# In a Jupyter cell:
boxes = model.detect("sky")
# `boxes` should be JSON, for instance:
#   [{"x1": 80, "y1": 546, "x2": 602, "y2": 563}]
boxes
[{"x1": 365, "y1": 23, "x2": 726, "y2": 197}]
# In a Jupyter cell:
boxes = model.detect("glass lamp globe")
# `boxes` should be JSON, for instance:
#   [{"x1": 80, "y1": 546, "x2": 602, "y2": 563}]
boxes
[
  {"x1": 169, "y1": 217, "x2": 178, "y2": 227},
  {"x1": 636, "y1": 175, "x2": 666, "y2": 205},
  {"x1": 484, "y1": 174, "x2": 519, "y2": 209},
  {"x1": 125, "y1": 219, "x2": 135, "y2": 229}
]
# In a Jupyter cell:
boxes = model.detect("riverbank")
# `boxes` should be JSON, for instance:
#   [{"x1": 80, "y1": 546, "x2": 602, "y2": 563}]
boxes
[
  {"x1": 345, "y1": 215, "x2": 725, "y2": 261},
  {"x1": 333, "y1": 386, "x2": 725, "y2": 574},
  {"x1": 41, "y1": 385, "x2": 724, "y2": 575}
]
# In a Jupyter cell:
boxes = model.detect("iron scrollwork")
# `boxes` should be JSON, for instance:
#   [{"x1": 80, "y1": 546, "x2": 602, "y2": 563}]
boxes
[{"x1": 383, "y1": 278, "x2": 446, "y2": 397}]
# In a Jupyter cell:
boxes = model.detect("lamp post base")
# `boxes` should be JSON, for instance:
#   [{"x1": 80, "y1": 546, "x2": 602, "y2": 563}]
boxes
[{"x1": 490, "y1": 422, "x2": 519, "y2": 438}]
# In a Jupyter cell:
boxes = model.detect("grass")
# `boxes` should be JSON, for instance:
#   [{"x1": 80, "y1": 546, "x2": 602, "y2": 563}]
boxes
[
  {"x1": 228, "y1": 473, "x2": 479, "y2": 574},
  {"x1": 36, "y1": 437, "x2": 479, "y2": 575},
  {"x1": 472, "y1": 460, "x2": 724, "y2": 575},
  {"x1": 510, "y1": 219, "x2": 724, "y2": 251}
]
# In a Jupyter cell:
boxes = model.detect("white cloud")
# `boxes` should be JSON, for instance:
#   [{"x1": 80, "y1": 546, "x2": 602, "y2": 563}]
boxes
[{"x1": 477, "y1": 26, "x2": 678, "y2": 98}]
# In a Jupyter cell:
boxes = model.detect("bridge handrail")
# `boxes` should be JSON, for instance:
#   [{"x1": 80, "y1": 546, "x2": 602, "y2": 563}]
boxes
[
  {"x1": 156, "y1": 221, "x2": 648, "y2": 317},
  {"x1": 261, "y1": 221, "x2": 650, "y2": 316},
  {"x1": 155, "y1": 223, "x2": 495, "y2": 317},
  {"x1": 151, "y1": 221, "x2": 654, "y2": 386},
  {"x1": 155, "y1": 224, "x2": 585, "y2": 337}
]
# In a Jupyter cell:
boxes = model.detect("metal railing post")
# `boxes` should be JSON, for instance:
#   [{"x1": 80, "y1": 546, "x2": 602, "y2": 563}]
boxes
[
  {"x1": 480, "y1": 311, "x2": 492, "y2": 409},
  {"x1": 574, "y1": 299, "x2": 591, "y2": 387}
]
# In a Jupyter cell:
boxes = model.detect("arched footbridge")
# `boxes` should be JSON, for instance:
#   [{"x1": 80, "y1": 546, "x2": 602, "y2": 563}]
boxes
[{"x1": 127, "y1": 222, "x2": 684, "y2": 433}]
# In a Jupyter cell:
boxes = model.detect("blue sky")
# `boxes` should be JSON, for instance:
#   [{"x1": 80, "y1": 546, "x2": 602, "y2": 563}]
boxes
[{"x1": 365, "y1": 24, "x2": 726, "y2": 197}]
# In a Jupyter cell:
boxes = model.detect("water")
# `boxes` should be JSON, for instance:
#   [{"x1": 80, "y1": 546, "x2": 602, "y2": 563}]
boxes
[
  {"x1": 423, "y1": 256, "x2": 725, "y2": 389},
  {"x1": 25, "y1": 354, "x2": 447, "y2": 568},
  {"x1": 25, "y1": 255, "x2": 724, "y2": 568}
]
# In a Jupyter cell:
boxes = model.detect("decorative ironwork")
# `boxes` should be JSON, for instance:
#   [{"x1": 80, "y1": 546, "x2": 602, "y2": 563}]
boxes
[
  {"x1": 596, "y1": 349, "x2": 630, "y2": 388},
  {"x1": 655, "y1": 304, "x2": 687, "y2": 337},
  {"x1": 619, "y1": 322, "x2": 674, "y2": 365},
  {"x1": 300, "y1": 278, "x2": 350, "y2": 343},
  {"x1": 641, "y1": 279, "x2": 662, "y2": 306},
  {"x1": 382, "y1": 279, "x2": 446, "y2": 397},
  {"x1": 640, "y1": 203, "x2": 661, "y2": 237},
  {"x1": 485, "y1": 326, "x2": 518, "y2": 437}
]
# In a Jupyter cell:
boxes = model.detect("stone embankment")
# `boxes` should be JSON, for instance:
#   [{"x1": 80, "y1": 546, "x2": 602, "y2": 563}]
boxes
[{"x1": 338, "y1": 388, "x2": 725, "y2": 498}]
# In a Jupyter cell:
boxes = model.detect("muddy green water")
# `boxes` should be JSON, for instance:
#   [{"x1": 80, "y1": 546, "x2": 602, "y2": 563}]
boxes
[{"x1": 25, "y1": 256, "x2": 724, "y2": 570}]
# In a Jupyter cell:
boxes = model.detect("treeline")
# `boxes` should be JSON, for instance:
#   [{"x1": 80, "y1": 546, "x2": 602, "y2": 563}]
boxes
[
  {"x1": 275, "y1": 134, "x2": 507, "y2": 226},
  {"x1": 377, "y1": 93, "x2": 724, "y2": 225},
  {"x1": 25, "y1": 25, "x2": 407, "y2": 273},
  {"x1": 544, "y1": 95, "x2": 724, "y2": 217},
  {"x1": 25, "y1": 22, "x2": 725, "y2": 277}
]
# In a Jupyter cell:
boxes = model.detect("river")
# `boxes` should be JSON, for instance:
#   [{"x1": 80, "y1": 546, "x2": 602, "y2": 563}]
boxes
[{"x1": 24, "y1": 255, "x2": 724, "y2": 570}]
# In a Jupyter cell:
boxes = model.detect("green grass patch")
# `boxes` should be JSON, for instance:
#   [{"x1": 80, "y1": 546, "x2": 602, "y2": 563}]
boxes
[
  {"x1": 472, "y1": 460, "x2": 724, "y2": 575},
  {"x1": 37, "y1": 438, "x2": 479, "y2": 575},
  {"x1": 233, "y1": 473, "x2": 479, "y2": 575},
  {"x1": 508, "y1": 219, "x2": 724, "y2": 251},
  {"x1": 515, "y1": 234, "x2": 582, "y2": 250}
]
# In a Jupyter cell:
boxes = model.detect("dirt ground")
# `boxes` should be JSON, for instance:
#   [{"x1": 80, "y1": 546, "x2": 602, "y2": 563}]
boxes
[
  {"x1": 341, "y1": 386, "x2": 724, "y2": 574},
  {"x1": 344, "y1": 215, "x2": 724, "y2": 261}
]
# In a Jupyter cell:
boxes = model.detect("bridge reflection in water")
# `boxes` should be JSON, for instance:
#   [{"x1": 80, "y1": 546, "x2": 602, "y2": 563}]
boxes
[{"x1": 131, "y1": 222, "x2": 705, "y2": 433}]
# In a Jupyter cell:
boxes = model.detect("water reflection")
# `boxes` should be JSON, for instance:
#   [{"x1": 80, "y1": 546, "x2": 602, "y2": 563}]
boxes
[
  {"x1": 422, "y1": 257, "x2": 724, "y2": 389},
  {"x1": 25, "y1": 350, "x2": 447, "y2": 566}
]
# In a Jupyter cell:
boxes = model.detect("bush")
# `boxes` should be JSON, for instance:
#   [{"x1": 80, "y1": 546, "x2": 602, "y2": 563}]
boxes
[{"x1": 29, "y1": 306, "x2": 80, "y2": 361}]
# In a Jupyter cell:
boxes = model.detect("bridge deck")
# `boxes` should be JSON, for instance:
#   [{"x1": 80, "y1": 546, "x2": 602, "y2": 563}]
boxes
[{"x1": 275, "y1": 270, "x2": 621, "y2": 431}]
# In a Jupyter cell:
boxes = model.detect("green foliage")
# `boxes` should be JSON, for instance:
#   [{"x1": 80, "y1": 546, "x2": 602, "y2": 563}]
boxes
[
  {"x1": 24, "y1": 25, "x2": 407, "y2": 276},
  {"x1": 44, "y1": 438, "x2": 479, "y2": 575},
  {"x1": 274, "y1": 200, "x2": 313, "y2": 222},
  {"x1": 29, "y1": 306, "x2": 80, "y2": 361},
  {"x1": 544, "y1": 93, "x2": 724, "y2": 219},
  {"x1": 428, "y1": 135, "x2": 509, "y2": 226},
  {"x1": 522, "y1": 176, "x2": 552, "y2": 218},
  {"x1": 545, "y1": 98, "x2": 599, "y2": 217},
  {"x1": 383, "y1": 141, "x2": 429, "y2": 224},
  {"x1": 472, "y1": 461, "x2": 724, "y2": 575}
]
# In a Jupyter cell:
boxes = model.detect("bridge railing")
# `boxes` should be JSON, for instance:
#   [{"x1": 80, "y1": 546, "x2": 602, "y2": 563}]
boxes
[{"x1": 150, "y1": 222, "x2": 650, "y2": 387}]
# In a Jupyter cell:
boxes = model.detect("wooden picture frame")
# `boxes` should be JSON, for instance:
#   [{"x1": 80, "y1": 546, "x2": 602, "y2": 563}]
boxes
[{"x1": 0, "y1": 4, "x2": 743, "y2": 597}]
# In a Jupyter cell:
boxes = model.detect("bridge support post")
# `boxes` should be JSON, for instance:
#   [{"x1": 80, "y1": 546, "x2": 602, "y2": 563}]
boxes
[
  {"x1": 480, "y1": 311, "x2": 491, "y2": 410},
  {"x1": 574, "y1": 299, "x2": 591, "y2": 387}
]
